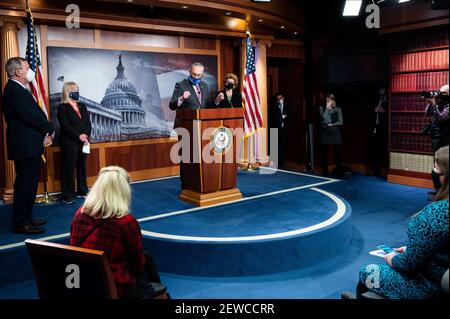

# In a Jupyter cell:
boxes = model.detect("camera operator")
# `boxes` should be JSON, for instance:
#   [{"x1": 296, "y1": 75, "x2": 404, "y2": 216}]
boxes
[{"x1": 423, "y1": 84, "x2": 449, "y2": 198}]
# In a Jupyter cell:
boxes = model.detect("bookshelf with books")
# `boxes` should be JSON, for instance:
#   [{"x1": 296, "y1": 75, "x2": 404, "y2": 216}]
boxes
[{"x1": 388, "y1": 26, "x2": 449, "y2": 188}]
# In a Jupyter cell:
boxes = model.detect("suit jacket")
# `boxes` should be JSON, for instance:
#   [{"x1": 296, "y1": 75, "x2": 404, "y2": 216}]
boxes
[
  {"x1": 213, "y1": 89, "x2": 243, "y2": 109},
  {"x1": 57, "y1": 102, "x2": 92, "y2": 147},
  {"x1": 270, "y1": 102, "x2": 289, "y2": 130},
  {"x1": 1, "y1": 80, "x2": 54, "y2": 160},
  {"x1": 169, "y1": 79, "x2": 212, "y2": 129}
]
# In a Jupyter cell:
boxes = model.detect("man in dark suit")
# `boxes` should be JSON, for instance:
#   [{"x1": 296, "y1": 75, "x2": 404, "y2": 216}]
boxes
[
  {"x1": 2, "y1": 57, "x2": 54, "y2": 234},
  {"x1": 269, "y1": 93, "x2": 289, "y2": 169},
  {"x1": 169, "y1": 62, "x2": 212, "y2": 189}
]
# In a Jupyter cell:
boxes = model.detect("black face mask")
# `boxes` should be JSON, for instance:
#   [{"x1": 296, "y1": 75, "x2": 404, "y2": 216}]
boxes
[
  {"x1": 69, "y1": 91, "x2": 80, "y2": 101},
  {"x1": 225, "y1": 83, "x2": 234, "y2": 90}
]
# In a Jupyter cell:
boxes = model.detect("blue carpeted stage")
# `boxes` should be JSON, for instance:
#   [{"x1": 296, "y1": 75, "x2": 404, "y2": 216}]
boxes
[{"x1": 0, "y1": 168, "x2": 430, "y2": 299}]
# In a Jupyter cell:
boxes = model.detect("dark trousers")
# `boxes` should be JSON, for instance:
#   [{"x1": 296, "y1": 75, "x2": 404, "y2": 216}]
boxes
[
  {"x1": 278, "y1": 128, "x2": 287, "y2": 169},
  {"x1": 13, "y1": 157, "x2": 42, "y2": 228},
  {"x1": 321, "y1": 144, "x2": 341, "y2": 177},
  {"x1": 60, "y1": 145, "x2": 88, "y2": 201},
  {"x1": 177, "y1": 135, "x2": 185, "y2": 189},
  {"x1": 431, "y1": 138, "x2": 449, "y2": 192}
]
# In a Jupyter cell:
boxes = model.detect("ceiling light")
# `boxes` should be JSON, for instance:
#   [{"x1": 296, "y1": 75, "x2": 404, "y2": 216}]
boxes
[{"x1": 343, "y1": 0, "x2": 362, "y2": 16}]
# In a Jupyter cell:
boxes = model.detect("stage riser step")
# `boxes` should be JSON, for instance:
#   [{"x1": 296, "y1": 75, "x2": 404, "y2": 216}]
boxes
[{"x1": 143, "y1": 216, "x2": 352, "y2": 277}]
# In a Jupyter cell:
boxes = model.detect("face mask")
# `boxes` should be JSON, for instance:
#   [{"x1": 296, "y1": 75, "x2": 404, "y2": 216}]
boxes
[
  {"x1": 189, "y1": 75, "x2": 202, "y2": 86},
  {"x1": 225, "y1": 83, "x2": 234, "y2": 90},
  {"x1": 69, "y1": 91, "x2": 80, "y2": 101},
  {"x1": 26, "y1": 68, "x2": 35, "y2": 83}
]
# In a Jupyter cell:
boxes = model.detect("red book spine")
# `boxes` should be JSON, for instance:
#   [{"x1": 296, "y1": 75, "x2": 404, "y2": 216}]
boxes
[{"x1": 433, "y1": 50, "x2": 437, "y2": 69}]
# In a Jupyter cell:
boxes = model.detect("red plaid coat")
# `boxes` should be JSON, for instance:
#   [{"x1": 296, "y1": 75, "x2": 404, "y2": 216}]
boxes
[{"x1": 70, "y1": 207, "x2": 146, "y2": 298}]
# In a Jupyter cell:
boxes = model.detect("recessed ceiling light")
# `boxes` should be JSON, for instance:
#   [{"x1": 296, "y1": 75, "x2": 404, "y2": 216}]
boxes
[
  {"x1": 127, "y1": 0, "x2": 134, "y2": 3},
  {"x1": 225, "y1": 12, "x2": 232, "y2": 15},
  {"x1": 294, "y1": 31, "x2": 298, "y2": 35},
  {"x1": 281, "y1": 26, "x2": 285, "y2": 29},
  {"x1": 343, "y1": 0, "x2": 362, "y2": 16},
  {"x1": 182, "y1": 5, "x2": 189, "y2": 9},
  {"x1": 258, "y1": 19, "x2": 263, "y2": 22}
]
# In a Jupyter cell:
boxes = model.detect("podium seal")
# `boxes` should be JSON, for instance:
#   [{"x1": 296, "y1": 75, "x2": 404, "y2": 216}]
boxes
[{"x1": 211, "y1": 127, "x2": 233, "y2": 154}]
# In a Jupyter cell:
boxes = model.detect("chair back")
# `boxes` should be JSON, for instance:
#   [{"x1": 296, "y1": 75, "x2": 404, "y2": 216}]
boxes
[{"x1": 25, "y1": 239, "x2": 118, "y2": 299}]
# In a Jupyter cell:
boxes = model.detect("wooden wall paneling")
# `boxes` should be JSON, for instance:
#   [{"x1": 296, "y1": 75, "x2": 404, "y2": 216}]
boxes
[
  {"x1": 219, "y1": 38, "x2": 240, "y2": 84},
  {"x1": 52, "y1": 148, "x2": 100, "y2": 181},
  {"x1": 380, "y1": 1, "x2": 449, "y2": 34},
  {"x1": 267, "y1": 58, "x2": 306, "y2": 165},
  {"x1": 46, "y1": 26, "x2": 95, "y2": 43},
  {"x1": 0, "y1": 8, "x2": 248, "y2": 38},
  {"x1": 101, "y1": 30, "x2": 179, "y2": 48},
  {"x1": 184, "y1": 36, "x2": 216, "y2": 50},
  {"x1": 388, "y1": 173, "x2": 433, "y2": 188},
  {"x1": 267, "y1": 43, "x2": 305, "y2": 59},
  {"x1": 104, "y1": 141, "x2": 177, "y2": 172}
]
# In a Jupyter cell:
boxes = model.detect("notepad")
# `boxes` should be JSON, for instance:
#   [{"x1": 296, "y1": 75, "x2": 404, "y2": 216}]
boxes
[
  {"x1": 369, "y1": 249, "x2": 388, "y2": 258},
  {"x1": 82, "y1": 142, "x2": 90, "y2": 154}
]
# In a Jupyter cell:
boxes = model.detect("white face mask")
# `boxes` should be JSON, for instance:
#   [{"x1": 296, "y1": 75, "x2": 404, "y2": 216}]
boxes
[{"x1": 26, "y1": 68, "x2": 35, "y2": 83}]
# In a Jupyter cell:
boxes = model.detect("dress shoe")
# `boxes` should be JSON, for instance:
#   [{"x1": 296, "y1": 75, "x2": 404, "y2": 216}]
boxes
[
  {"x1": 31, "y1": 218, "x2": 47, "y2": 227},
  {"x1": 341, "y1": 292, "x2": 356, "y2": 299},
  {"x1": 13, "y1": 225, "x2": 45, "y2": 235}
]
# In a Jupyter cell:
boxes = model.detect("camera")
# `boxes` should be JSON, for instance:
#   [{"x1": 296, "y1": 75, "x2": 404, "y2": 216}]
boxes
[
  {"x1": 421, "y1": 90, "x2": 449, "y2": 104},
  {"x1": 421, "y1": 91, "x2": 440, "y2": 99}
]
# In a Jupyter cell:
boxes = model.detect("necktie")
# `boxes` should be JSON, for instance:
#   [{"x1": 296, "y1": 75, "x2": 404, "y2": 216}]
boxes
[{"x1": 195, "y1": 84, "x2": 202, "y2": 104}]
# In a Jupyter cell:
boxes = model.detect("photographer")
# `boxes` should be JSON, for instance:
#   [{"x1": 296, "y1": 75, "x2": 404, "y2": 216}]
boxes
[{"x1": 423, "y1": 84, "x2": 449, "y2": 198}]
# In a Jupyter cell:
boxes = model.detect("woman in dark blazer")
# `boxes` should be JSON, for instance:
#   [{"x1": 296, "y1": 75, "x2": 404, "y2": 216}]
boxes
[
  {"x1": 214, "y1": 73, "x2": 242, "y2": 108},
  {"x1": 57, "y1": 82, "x2": 92, "y2": 204},
  {"x1": 319, "y1": 93, "x2": 343, "y2": 178}
]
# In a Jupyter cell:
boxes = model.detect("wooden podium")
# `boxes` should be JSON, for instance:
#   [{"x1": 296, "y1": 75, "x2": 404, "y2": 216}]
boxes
[{"x1": 177, "y1": 108, "x2": 244, "y2": 207}]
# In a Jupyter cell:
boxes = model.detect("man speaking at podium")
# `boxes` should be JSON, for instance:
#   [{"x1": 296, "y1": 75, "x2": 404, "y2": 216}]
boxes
[{"x1": 169, "y1": 62, "x2": 212, "y2": 189}]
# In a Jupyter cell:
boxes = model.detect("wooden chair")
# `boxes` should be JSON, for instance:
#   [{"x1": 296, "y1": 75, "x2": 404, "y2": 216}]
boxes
[
  {"x1": 25, "y1": 239, "x2": 118, "y2": 299},
  {"x1": 25, "y1": 239, "x2": 169, "y2": 299}
]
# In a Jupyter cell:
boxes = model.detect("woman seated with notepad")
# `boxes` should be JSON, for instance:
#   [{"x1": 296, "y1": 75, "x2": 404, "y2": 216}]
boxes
[{"x1": 342, "y1": 146, "x2": 449, "y2": 299}]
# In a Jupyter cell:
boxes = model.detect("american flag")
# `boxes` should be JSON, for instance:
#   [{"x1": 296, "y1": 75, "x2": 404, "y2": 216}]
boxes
[
  {"x1": 25, "y1": 3, "x2": 48, "y2": 119},
  {"x1": 242, "y1": 33, "x2": 263, "y2": 136}
]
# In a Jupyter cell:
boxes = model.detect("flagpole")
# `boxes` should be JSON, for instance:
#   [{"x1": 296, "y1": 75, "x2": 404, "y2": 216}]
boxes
[
  {"x1": 241, "y1": 24, "x2": 259, "y2": 172},
  {"x1": 35, "y1": 147, "x2": 57, "y2": 204},
  {"x1": 25, "y1": 2, "x2": 56, "y2": 204}
]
